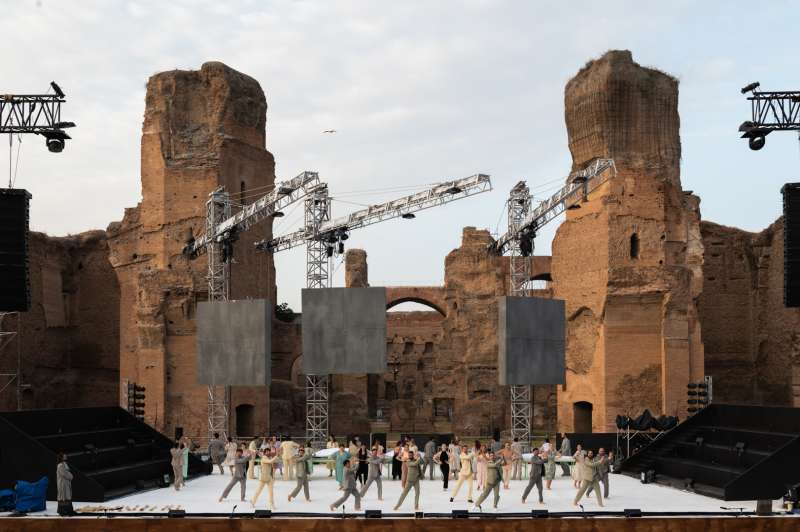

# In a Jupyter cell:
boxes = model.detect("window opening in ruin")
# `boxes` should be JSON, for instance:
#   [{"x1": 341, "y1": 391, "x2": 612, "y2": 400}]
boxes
[
  {"x1": 573, "y1": 401, "x2": 593, "y2": 433},
  {"x1": 630, "y1": 233, "x2": 640, "y2": 259},
  {"x1": 424, "y1": 342, "x2": 433, "y2": 354},
  {"x1": 235, "y1": 404, "x2": 255, "y2": 437}
]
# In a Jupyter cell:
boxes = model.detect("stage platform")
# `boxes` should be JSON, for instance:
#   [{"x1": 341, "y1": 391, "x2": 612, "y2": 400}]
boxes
[{"x1": 1, "y1": 465, "x2": 787, "y2": 519}]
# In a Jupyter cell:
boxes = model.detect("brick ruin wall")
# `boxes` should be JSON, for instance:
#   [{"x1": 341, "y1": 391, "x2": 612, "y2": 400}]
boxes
[
  {"x1": 3, "y1": 53, "x2": 799, "y2": 440},
  {"x1": 552, "y1": 50, "x2": 705, "y2": 432},
  {"x1": 699, "y1": 218, "x2": 800, "y2": 407}
]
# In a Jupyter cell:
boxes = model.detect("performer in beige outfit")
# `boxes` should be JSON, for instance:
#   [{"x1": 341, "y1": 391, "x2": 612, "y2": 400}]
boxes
[
  {"x1": 251, "y1": 449, "x2": 279, "y2": 509},
  {"x1": 449, "y1": 444, "x2": 475, "y2": 503}
]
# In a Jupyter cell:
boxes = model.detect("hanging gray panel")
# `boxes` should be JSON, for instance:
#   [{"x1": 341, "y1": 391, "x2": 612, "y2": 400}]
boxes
[
  {"x1": 196, "y1": 299, "x2": 272, "y2": 386},
  {"x1": 498, "y1": 296, "x2": 565, "y2": 385},
  {"x1": 302, "y1": 287, "x2": 387, "y2": 374}
]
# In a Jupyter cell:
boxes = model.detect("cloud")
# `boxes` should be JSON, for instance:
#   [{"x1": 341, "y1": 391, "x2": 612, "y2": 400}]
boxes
[{"x1": 1, "y1": 0, "x2": 795, "y2": 308}]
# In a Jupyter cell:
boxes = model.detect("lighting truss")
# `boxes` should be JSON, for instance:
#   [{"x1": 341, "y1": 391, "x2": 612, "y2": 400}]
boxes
[
  {"x1": 256, "y1": 173, "x2": 492, "y2": 253},
  {"x1": 739, "y1": 87, "x2": 800, "y2": 150},
  {"x1": 0, "y1": 91, "x2": 72, "y2": 134},
  {"x1": 185, "y1": 171, "x2": 320, "y2": 258},
  {"x1": 492, "y1": 159, "x2": 616, "y2": 255}
]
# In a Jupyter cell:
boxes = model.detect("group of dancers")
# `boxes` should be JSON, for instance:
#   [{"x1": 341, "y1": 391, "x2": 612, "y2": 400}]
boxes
[{"x1": 197, "y1": 432, "x2": 615, "y2": 512}]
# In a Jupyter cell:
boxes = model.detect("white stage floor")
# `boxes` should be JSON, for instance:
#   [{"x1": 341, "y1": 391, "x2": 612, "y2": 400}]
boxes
[{"x1": 21, "y1": 465, "x2": 778, "y2": 516}]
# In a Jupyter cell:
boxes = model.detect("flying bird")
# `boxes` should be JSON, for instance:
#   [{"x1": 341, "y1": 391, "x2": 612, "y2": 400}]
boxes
[{"x1": 323, "y1": 129, "x2": 336, "y2": 133}]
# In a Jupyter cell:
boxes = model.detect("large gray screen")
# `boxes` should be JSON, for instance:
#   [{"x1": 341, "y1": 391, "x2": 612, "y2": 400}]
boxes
[
  {"x1": 302, "y1": 287, "x2": 387, "y2": 374},
  {"x1": 196, "y1": 299, "x2": 271, "y2": 386},
  {"x1": 498, "y1": 296, "x2": 565, "y2": 385}
]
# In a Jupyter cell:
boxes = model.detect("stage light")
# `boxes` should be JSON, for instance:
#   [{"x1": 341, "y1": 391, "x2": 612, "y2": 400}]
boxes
[
  {"x1": 365, "y1": 510, "x2": 382, "y2": 518},
  {"x1": 402, "y1": 213, "x2": 415, "y2": 219},
  {"x1": 749, "y1": 136, "x2": 766, "y2": 150},
  {"x1": 167, "y1": 509, "x2": 186, "y2": 518},
  {"x1": 446, "y1": 185, "x2": 462, "y2": 194},
  {"x1": 50, "y1": 81, "x2": 65, "y2": 97},
  {"x1": 414, "y1": 511, "x2": 424, "y2": 518},
  {"x1": 741, "y1": 81, "x2": 760, "y2": 94},
  {"x1": 624, "y1": 508, "x2": 642, "y2": 517},
  {"x1": 337, "y1": 241, "x2": 345, "y2": 255},
  {"x1": 254, "y1": 510, "x2": 272, "y2": 518},
  {"x1": 54, "y1": 121, "x2": 76, "y2": 129},
  {"x1": 452, "y1": 509, "x2": 469, "y2": 518},
  {"x1": 531, "y1": 509, "x2": 549, "y2": 518},
  {"x1": 326, "y1": 245, "x2": 334, "y2": 257}
]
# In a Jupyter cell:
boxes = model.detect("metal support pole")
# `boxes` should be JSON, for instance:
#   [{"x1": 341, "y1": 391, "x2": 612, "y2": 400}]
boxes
[
  {"x1": 305, "y1": 185, "x2": 331, "y2": 447},
  {"x1": 206, "y1": 188, "x2": 231, "y2": 441},
  {"x1": 0, "y1": 312, "x2": 23, "y2": 410},
  {"x1": 508, "y1": 182, "x2": 532, "y2": 442}
]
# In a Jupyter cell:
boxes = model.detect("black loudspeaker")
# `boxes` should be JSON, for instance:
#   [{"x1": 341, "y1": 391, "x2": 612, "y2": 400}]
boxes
[
  {"x1": 624, "y1": 508, "x2": 642, "y2": 517},
  {"x1": 365, "y1": 510, "x2": 382, "y2": 519},
  {"x1": 167, "y1": 509, "x2": 186, "y2": 518},
  {"x1": 452, "y1": 509, "x2": 469, "y2": 518},
  {"x1": 0, "y1": 189, "x2": 31, "y2": 312},
  {"x1": 254, "y1": 510, "x2": 272, "y2": 518},
  {"x1": 783, "y1": 183, "x2": 800, "y2": 307}
]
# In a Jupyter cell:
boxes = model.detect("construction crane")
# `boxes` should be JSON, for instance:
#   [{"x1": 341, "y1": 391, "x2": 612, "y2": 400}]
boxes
[
  {"x1": 492, "y1": 158, "x2": 616, "y2": 441},
  {"x1": 738, "y1": 82, "x2": 800, "y2": 151},
  {"x1": 254, "y1": 173, "x2": 492, "y2": 447},
  {"x1": 184, "y1": 171, "x2": 321, "y2": 441}
]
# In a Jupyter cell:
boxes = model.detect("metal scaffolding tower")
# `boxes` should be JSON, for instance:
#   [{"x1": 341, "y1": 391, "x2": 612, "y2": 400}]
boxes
[
  {"x1": 304, "y1": 184, "x2": 332, "y2": 448},
  {"x1": 494, "y1": 160, "x2": 617, "y2": 442},
  {"x1": 0, "y1": 312, "x2": 23, "y2": 410},
  {"x1": 507, "y1": 181, "x2": 533, "y2": 441},
  {"x1": 206, "y1": 188, "x2": 231, "y2": 440}
]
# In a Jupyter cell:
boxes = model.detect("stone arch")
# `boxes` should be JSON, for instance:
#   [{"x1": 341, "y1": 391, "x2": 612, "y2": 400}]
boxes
[{"x1": 386, "y1": 287, "x2": 447, "y2": 316}]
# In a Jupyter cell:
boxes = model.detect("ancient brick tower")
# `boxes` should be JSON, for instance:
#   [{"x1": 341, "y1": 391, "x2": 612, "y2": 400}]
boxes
[
  {"x1": 552, "y1": 50, "x2": 705, "y2": 432},
  {"x1": 108, "y1": 62, "x2": 277, "y2": 438}
]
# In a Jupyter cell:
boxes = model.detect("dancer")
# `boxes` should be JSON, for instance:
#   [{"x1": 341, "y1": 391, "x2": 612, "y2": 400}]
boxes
[
  {"x1": 450, "y1": 439, "x2": 461, "y2": 480},
  {"x1": 358, "y1": 449, "x2": 384, "y2": 500},
  {"x1": 170, "y1": 441, "x2": 184, "y2": 490},
  {"x1": 434, "y1": 443, "x2": 450, "y2": 490},
  {"x1": 572, "y1": 444, "x2": 585, "y2": 488},
  {"x1": 251, "y1": 448, "x2": 278, "y2": 509},
  {"x1": 181, "y1": 436, "x2": 191, "y2": 480},
  {"x1": 281, "y1": 438, "x2": 299, "y2": 480},
  {"x1": 472, "y1": 451, "x2": 503, "y2": 511},
  {"x1": 326, "y1": 436, "x2": 337, "y2": 477},
  {"x1": 499, "y1": 441, "x2": 516, "y2": 489},
  {"x1": 543, "y1": 448, "x2": 559, "y2": 490},
  {"x1": 247, "y1": 436, "x2": 259, "y2": 479},
  {"x1": 393, "y1": 450, "x2": 422, "y2": 511},
  {"x1": 334, "y1": 443, "x2": 350, "y2": 489},
  {"x1": 449, "y1": 444, "x2": 474, "y2": 503},
  {"x1": 521, "y1": 448, "x2": 544, "y2": 505},
  {"x1": 208, "y1": 432, "x2": 226, "y2": 475},
  {"x1": 423, "y1": 437, "x2": 437, "y2": 480},
  {"x1": 223, "y1": 437, "x2": 237, "y2": 476},
  {"x1": 218, "y1": 448, "x2": 252, "y2": 502},
  {"x1": 400, "y1": 441, "x2": 409, "y2": 488},
  {"x1": 510, "y1": 438, "x2": 522, "y2": 480},
  {"x1": 391, "y1": 441, "x2": 402, "y2": 480},
  {"x1": 573, "y1": 450, "x2": 603, "y2": 507},
  {"x1": 330, "y1": 459, "x2": 361, "y2": 511},
  {"x1": 559, "y1": 432, "x2": 572, "y2": 476},
  {"x1": 287, "y1": 447, "x2": 313, "y2": 502},
  {"x1": 356, "y1": 442, "x2": 369, "y2": 486},
  {"x1": 587, "y1": 447, "x2": 610, "y2": 499},
  {"x1": 475, "y1": 445, "x2": 487, "y2": 491}
]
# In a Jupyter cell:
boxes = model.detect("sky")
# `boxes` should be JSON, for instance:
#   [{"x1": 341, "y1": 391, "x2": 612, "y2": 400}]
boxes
[{"x1": 2, "y1": 0, "x2": 798, "y2": 311}]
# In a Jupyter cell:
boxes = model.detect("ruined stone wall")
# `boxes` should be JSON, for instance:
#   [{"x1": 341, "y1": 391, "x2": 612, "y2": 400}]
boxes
[
  {"x1": 0, "y1": 231, "x2": 119, "y2": 411},
  {"x1": 107, "y1": 62, "x2": 276, "y2": 439},
  {"x1": 271, "y1": 239, "x2": 557, "y2": 439},
  {"x1": 699, "y1": 218, "x2": 800, "y2": 407},
  {"x1": 553, "y1": 50, "x2": 704, "y2": 432}
]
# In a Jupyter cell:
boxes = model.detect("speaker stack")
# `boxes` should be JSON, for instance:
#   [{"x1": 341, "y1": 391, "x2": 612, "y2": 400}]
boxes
[
  {"x1": 0, "y1": 188, "x2": 32, "y2": 312},
  {"x1": 783, "y1": 183, "x2": 800, "y2": 307}
]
